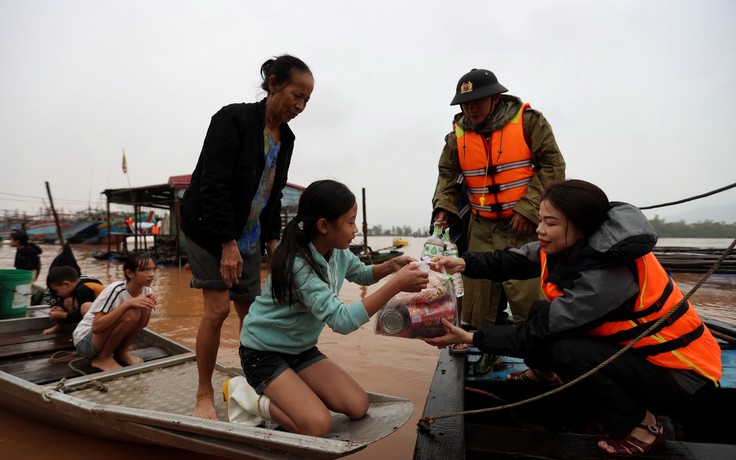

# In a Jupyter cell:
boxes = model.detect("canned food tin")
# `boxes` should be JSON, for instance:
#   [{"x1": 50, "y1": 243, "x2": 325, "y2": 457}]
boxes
[
  {"x1": 379, "y1": 308, "x2": 409, "y2": 335},
  {"x1": 406, "y1": 301, "x2": 455, "y2": 329}
]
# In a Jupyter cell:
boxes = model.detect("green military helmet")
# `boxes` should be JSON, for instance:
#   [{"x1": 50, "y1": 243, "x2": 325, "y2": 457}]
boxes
[{"x1": 450, "y1": 68, "x2": 508, "y2": 106}]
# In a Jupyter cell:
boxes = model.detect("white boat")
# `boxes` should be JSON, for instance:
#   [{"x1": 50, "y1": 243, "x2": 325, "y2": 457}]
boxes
[{"x1": 0, "y1": 316, "x2": 413, "y2": 459}]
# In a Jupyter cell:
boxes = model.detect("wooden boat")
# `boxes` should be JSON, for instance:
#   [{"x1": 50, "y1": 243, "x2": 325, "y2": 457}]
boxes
[
  {"x1": 350, "y1": 243, "x2": 404, "y2": 265},
  {"x1": 392, "y1": 238, "x2": 410, "y2": 247},
  {"x1": 25, "y1": 220, "x2": 72, "y2": 243},
  {"x1": 62, "y1": 220, "x2": 104, "y2": 243},
  {"x1": 414, "y1": 317, "x2": 736, "y2": 459},
  {"x1": 0, "y1": 316, "x2": 413, "y2": 459}
]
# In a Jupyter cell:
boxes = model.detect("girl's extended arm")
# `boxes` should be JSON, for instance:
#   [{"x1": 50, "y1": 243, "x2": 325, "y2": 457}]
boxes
[{"x1": 370, "y1": 255, "x2": 415, "y2": 281}]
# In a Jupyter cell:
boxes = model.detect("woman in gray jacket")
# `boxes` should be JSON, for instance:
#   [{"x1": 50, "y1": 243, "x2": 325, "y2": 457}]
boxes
[{"x1": 425, "y1": 180, "x2": 721, "y2": 457}]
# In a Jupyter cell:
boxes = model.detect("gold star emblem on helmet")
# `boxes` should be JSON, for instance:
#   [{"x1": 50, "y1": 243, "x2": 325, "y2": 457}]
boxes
[{"x1": 460, "y1": 81, "x2": 473, "y2": 94}]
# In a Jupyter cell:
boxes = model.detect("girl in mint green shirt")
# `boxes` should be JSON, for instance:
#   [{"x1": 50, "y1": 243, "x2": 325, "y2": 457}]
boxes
[{"x1": 238, "y1": 180, "x2": 428, "y2": 436}]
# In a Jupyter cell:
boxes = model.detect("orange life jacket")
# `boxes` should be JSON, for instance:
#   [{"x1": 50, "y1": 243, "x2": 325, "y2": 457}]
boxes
[
  {"x1": 540, "y1": 251, "x2": 721, "y2": 384},
  {"x1": 82, "y1": 280, "x2": 106, "y2": 298},
  {"x1": 455, "y1": 103, "x2": 535, "y2": 220}
]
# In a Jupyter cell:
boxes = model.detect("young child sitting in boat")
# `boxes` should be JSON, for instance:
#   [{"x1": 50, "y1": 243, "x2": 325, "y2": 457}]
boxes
[
  {"x1": 43, "y1": 266, "x2": 104, "y2": 335},
  {"x1": 228, "y1": 179, "x2": 428, "y2": 435},
  {"x1": 72, "y1": 251, "x2": 158, "y2": 372},
  {"x1": 424, "y1": 179, "x2": 721, "y2": 457}
]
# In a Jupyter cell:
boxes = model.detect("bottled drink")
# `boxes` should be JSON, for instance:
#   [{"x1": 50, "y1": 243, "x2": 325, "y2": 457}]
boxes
[
  {"x1": 421, "y1": 222, "x2": 445, "y2": 261},
  {"x1": 442, "y1": 229, "x2": 464, "y2": 297}
]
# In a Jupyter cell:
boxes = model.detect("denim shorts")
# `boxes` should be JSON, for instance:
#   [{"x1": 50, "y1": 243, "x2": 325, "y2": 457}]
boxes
[
  {"x1": 75, "y1": 331, "x2": 99, "y2": 360},
  {"x1": 239, "y1": 345, "x2": 327, "y2": 394},
  {"x1": 185, "y1": 236, "x2": 262, "y2": 304}
]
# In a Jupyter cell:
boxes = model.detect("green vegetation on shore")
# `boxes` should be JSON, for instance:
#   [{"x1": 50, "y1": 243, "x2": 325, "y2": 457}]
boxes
[{"x1": 648, "y1": 216, "x2": 736, "y2": 238}]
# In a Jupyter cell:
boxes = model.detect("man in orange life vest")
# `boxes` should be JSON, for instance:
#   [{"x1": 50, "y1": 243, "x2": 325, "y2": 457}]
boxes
[{"x1": 431, "y1": 69, "x2": 566, "y2": 347}]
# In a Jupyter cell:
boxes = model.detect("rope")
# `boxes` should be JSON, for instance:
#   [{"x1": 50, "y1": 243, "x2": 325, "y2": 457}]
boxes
[
  {"x1": 40, "y1": 351, "x2": 108, "y2": 402},
  {"x1": 638, "y1": 182, "x2": 736, "y2": 210},
  {"x1": 418, "y1": 237, "x2": 736, "y2": 430}
]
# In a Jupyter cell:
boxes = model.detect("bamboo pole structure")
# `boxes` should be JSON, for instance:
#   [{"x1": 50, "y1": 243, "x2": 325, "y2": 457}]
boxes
[{"x1": 44, "y1": 181, "x2": 65, "y2": 246}]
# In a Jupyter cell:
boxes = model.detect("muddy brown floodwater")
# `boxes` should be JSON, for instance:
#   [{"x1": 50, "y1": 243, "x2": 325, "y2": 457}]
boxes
[{"x1": 1, "y1": 237, "x2": 734, "y2": 459}]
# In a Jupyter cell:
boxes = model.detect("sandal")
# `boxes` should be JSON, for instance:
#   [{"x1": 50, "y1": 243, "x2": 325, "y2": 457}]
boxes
[
  {"x1": 506, "y1": 368, "x2": 562, "y2": 386},
  {"x1": 598, "y1": 420, "x2": 665, "y2": 457}
]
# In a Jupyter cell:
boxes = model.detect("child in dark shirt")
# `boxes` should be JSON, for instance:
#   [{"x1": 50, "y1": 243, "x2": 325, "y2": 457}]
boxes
[
  {"x1": 44, "y1": 266, "x2": 104, "y2": 334},
  {"x1": 9, "y1": 229, "x2": 42, "y2": 282}
]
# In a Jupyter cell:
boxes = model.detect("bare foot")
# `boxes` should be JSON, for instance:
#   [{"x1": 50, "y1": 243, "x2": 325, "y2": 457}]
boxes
[
  {"x1": 193, "y1": 395, "x2": 220, "y2": 420},
  {"x1": 91, "y1": 356, "x2": 123, "y2": 372},
  {"x1": 43, "y1": 324, "x2": 61, "y2": 335},
  {"x1": 118, "y1": 352, "x2": 144, "y2": 366}
]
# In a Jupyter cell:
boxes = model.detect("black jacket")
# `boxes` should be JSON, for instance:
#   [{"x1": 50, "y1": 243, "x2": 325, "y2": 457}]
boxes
[
  {"x1": 464, "y1": 203, "x2": 657, "y2": 357},
  {"x1": 181, "y1": 99, "x2": 295, "y2": 258}
]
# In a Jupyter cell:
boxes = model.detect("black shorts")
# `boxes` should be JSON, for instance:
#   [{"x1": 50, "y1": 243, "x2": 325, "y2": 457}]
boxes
[
  {"x1": 185, "y1": 236, "x2": 262, "y2": 303},
  {"x1": 239, "y1": 345, "x2": 326, "y2": 394}
]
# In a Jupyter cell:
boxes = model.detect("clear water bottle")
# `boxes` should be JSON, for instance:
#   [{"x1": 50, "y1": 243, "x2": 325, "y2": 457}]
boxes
[
  {"x1": 421, "y1": 222, "x2": 445, "y2": 261},
  {"x1": 442, "y1": 229, "x2": 464, "y2": 297}
]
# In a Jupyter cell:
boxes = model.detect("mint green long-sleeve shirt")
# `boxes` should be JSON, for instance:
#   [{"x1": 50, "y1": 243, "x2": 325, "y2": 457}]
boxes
[{"x1": 241, "y1": 245, "x2": 376, "y2": 354}]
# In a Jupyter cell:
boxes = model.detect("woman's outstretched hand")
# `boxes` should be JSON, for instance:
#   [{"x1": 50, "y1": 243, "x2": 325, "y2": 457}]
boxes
[
  {"x1": 423, "y1": 318, "x2": 473, "y2": 348},
  {"x1": 429, "y1": 256, "x2": 466, "y2": 275}
]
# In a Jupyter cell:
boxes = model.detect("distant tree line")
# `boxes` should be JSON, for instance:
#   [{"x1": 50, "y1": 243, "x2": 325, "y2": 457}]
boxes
[
  {"x1": 366, "y1": 218, "x2": 736, "y2": 239},
  {"x1": 648, "y1": 216, "x2": 736, "y2": 238},
  {"x1": 367, "y1": 225, "x2": 428, "y2": 237}
]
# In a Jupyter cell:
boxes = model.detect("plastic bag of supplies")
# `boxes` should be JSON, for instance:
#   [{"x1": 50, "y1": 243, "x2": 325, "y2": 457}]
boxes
[{"x1": 374, "y1": 262, "x2": 457, "y2": 339}]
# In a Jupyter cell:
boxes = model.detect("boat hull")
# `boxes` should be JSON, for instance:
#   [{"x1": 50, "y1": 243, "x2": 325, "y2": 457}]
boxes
[{"x1": 0, "y1": 317, "x2": 413, "y2": 459}]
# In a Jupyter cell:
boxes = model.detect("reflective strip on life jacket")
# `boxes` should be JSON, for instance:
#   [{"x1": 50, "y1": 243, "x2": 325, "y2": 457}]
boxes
[
  {"x1": 466, "y1": 177, "x2": 534, "y2": 195},
  {"x1": 462, "y1": 159, "x2": 535, "y2": 177}
]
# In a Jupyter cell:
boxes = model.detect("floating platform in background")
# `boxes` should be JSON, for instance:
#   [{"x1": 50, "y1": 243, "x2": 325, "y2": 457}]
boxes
[{"x1": 654, "y1": 246, "x2": 736, "y2": 274}]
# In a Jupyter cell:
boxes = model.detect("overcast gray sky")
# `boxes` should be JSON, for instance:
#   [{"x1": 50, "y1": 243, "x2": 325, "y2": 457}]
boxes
[{"x1": 1, "y1": 0, "x2": 735, "y2": 229}]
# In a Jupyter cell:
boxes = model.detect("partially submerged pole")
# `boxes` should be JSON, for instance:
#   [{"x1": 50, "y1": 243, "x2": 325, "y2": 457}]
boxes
[
  {"x1": 45, "y1": 181, "x2": 66, "y2": 246},
  {"x1": 362, "y1": 188, "x2": 368, "y2": 256}
]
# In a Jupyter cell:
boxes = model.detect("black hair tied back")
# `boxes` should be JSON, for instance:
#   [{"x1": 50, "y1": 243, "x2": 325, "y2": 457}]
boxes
[{"x1": 260, "y1": 54, "x2": 311, "y2": 93}]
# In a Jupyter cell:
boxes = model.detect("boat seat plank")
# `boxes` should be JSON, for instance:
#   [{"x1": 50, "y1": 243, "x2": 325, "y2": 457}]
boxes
[
  {"x1": 0, "y1": 328, "x2": 71, "y2": 347},
  {"x1": 0, "y1": 335, "x2": 74, "y2": 359},
  {"x1": 0, "y1": 346, "x2": 172, "y2": 384}
]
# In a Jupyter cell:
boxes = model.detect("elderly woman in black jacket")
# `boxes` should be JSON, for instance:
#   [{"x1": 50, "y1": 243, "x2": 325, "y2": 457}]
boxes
[{"x1": 181, "y1": 54, "x2": 314, "y2": 420}]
